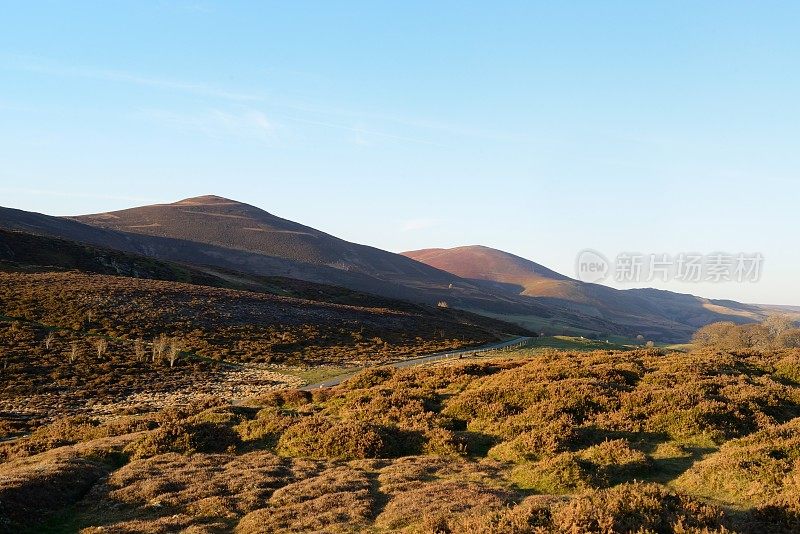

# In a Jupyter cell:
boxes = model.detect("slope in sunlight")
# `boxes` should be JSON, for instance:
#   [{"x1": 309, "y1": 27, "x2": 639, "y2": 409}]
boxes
[{"x1": 403, "y1": 245, "x2": 769, "y2": 339}]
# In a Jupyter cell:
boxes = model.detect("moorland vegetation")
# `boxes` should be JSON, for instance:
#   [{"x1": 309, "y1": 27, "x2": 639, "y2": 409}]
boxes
[{"x1": 4, "y1": 319, "x2": 800, "y2": 532}]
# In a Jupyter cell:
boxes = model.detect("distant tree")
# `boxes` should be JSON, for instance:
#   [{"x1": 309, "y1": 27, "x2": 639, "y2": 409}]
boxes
[
  {"x1": 777, "y1": 328, "x2": 800, "y2": 348},
  {"x1": 763, "y1": 315, "x2": 796, "y2": 340},
  {"x1": 44, "y1": 332, "x2": 55, "y2": 350},
  {"x1": 152, "y1": 334, "x2": 167, "y2": 363},
  {"x1": 167, "y1": 339, "x2": 181, "y2": 368},
  {"x1": 645, "y1": 340, "x2": 655, "y2": 347},
  {"x1": 738, "y1": 323, "x2": 771, "y2": 349},
  {"x1": 692, "y1": 321, "x2": 740, "y2": 349},
  {"x1": 694, "y1": 316, "x2": 800, "y2": 351},
  {"x1": 134, "y1": 339, "x2": 146, "y2": 362},
  {"x1": 69, "y1": 342, "x2": 80, "y2": 363},
  {"x1": 95, "y1": 338, "x2": 108, "y2": 358}
]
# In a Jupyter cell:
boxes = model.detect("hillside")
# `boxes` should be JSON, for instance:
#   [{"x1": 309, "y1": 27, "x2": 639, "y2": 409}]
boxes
[
  {"x1": 0, "y1": 229, "x2": 531, "y2": 321},
  {"x1": 0, "y1": 268, "x2": 514, "y2": 365},
  {"x1": 0, "y1": 268, "x2": 521, "y2": 433},
  {"x1": 404, "y1": 245, "x2": 570, "y2": 289},
  {"x1": 73, "y1": 195, "x2": 456, "y2": 285},
  {"x1": 0, "y1": 203, "x2": 561, "y2": 322},
  {"x1": 1, "y1": 199, "x2": 777, "y2": 342},
  {"x1": 404, "y1": 245, "x2": 771, "y2": 340}
]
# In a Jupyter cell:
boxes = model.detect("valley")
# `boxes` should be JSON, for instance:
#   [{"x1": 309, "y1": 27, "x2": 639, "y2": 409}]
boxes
[{"x1": 1, "y1": 198, "x2": 798, "y2": 533}]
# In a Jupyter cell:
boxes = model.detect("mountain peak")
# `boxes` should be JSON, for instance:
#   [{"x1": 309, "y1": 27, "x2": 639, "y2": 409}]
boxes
[
  {"x1": 172, "y1": 195, "x2": 242, "y2": 206},
  {"x1": 402, "y1": 245, "x2": 570, "y2": 283}
]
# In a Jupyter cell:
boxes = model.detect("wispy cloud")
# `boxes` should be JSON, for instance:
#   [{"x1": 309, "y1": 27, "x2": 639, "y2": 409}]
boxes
[
  {"x1": 400, "y1": 218, "x2": 442, "y2": 232},
  {"x1": 137, "y1": 107, "x2": 275, "y2": 144},
  {"x1": 2, "y1": 54, "x2": 259, "y2": 102},
  {"x1": 282, "y1": 116, "x2": 444, "y2": 147},
  {"x1": 275, "y1": 100, "x2": 533, "y2": 144},
  {"x1": 2, "y1": 53, "x2": 524, "y2": 146}
]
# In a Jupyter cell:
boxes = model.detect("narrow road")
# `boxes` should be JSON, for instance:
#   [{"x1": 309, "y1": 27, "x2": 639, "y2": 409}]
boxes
[{"x1": 300, "y1": 336, "x2": 532, "y2": 391}]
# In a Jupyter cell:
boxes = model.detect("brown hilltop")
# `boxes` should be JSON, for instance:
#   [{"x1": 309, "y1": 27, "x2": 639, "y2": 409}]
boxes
[
  {"x1": 74, "y1": 195, "x2": 348, "y2": 266},
  {"x1": 403, "y1": 245, "x2": 769, "y2": 339},
  {"x1": 404, "y1": 245, "x2": 569, "y2": 290}
]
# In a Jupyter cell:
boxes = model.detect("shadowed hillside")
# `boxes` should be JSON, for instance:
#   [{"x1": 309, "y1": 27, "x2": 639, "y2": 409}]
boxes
[
  {"x1": 0, "y1": 229, "x2": 532, "y2": 321},
  {"x1": 0, "y1": 203, "x2": 561, "y2": 322},
  {"x1": 73, "y1": 195, "x2": 457, "y2": 284}
]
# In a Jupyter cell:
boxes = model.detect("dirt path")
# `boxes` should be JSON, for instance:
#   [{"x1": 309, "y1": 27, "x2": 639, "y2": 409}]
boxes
[{"x1": 300, "y1": 336, "x2": 532, "y2": 390}]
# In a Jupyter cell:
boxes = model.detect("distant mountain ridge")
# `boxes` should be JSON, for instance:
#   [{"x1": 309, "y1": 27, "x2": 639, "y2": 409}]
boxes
[
  {"x1": 403, "y1": 245, "x2": 773, "y2": 338},
  {"x1": 0, "y1": 195, "x2": 785, "y2": 342}
]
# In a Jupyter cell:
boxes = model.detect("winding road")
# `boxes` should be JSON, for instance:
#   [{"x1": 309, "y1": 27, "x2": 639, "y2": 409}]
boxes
[{"x1": 300, "y1": 335, "x2": 533, "y2": 390}]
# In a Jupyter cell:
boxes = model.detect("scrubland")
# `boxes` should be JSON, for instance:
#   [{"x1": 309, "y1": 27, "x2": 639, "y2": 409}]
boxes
[
  {"x1": 3, "y1": 345, "x2": 800, "y2": 532},
  {"x1": 0, "y1": 270, "x2": 514, "y2": 433},
  {"x1": 0, "y1": 272, "x2": 496, "y2": 367}
]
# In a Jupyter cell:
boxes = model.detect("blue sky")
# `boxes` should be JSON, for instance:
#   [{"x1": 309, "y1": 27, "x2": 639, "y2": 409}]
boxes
[{"x1": 1, "y1": 1, "x2": 798, "y2": 304}]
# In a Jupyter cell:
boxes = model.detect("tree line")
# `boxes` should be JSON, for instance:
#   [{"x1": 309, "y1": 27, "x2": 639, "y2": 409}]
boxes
[{"x1": 693, "y1": 314, "x2": 800, "y2": 350}]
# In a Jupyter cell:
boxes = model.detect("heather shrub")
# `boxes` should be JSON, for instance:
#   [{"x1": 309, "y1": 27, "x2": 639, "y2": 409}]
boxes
[
  {"x1": 125, "y1": 420, "x2": 240, "y2": 459},
  {"x1": 749, "y1": 494, "x2": 800, "y2": 534},
  {"x1": 237, "y1": 466, "x2": 375, "y2": 533},
  {"x1": 551, "y1": 482, "x2": 727, "y2": 533},
  {"x1": 256, "y1": 389, "x2": 312, "y2": 408},
  {"x1": 157, "y1": 395, "x2": 228, "y2": 424},
  {"x1": 276, "y1": 416, "x2": 396, "y2": 459},
  {"x1": 0, "y1": 415, "x2": 156, "y2": 461},
  {"x1": 511, "y1": 453, "x2": 596, "y2": 494},
  {"x1": 577, "y1": 439, "x2": 651, "y2": 484},
  {"x1": 189, "y1": 406, "x2": 250, "y2": 427},
  {"x1": 450, "y1": 496, "x2": 555, "y2": 533},
  {"x1": 488, "y1": 414, "x2": 576, "y2": 462},
  {"x1": 675, "y1": 417, "x2": 800, "y2": 507},
  {"x1": 422, "y1": 427, "x2": 467, "y2": 456},
  {"x1": 375, "y1": 479, "x2": 512, "y2": 531},
  {"x1": 775, "y1": 355, "x2": 800, "y2": 384},
  {"x1": 235, "y1": 407, "x2": 296, "y2": 445},
  {"x1": 346, "y1": 366, "x2": 396, "y2": 389}
]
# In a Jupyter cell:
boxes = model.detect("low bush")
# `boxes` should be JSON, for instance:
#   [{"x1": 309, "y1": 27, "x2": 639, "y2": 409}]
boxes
[
  {"x1": 577, "y1": 438, "x2": 651, "y2": 485},
  {"x1": 551, "y1": 482, "x2": 727, "y2": 533},
  {"x1": 276, "y1": 416, "x2": 397, "y2": 459},
  {"x1": 125, "y1": 420, "x2": 240, "y2": 459},
  {"x1": 511, "y1": 453, "x2": 596, "y2": 494}
]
